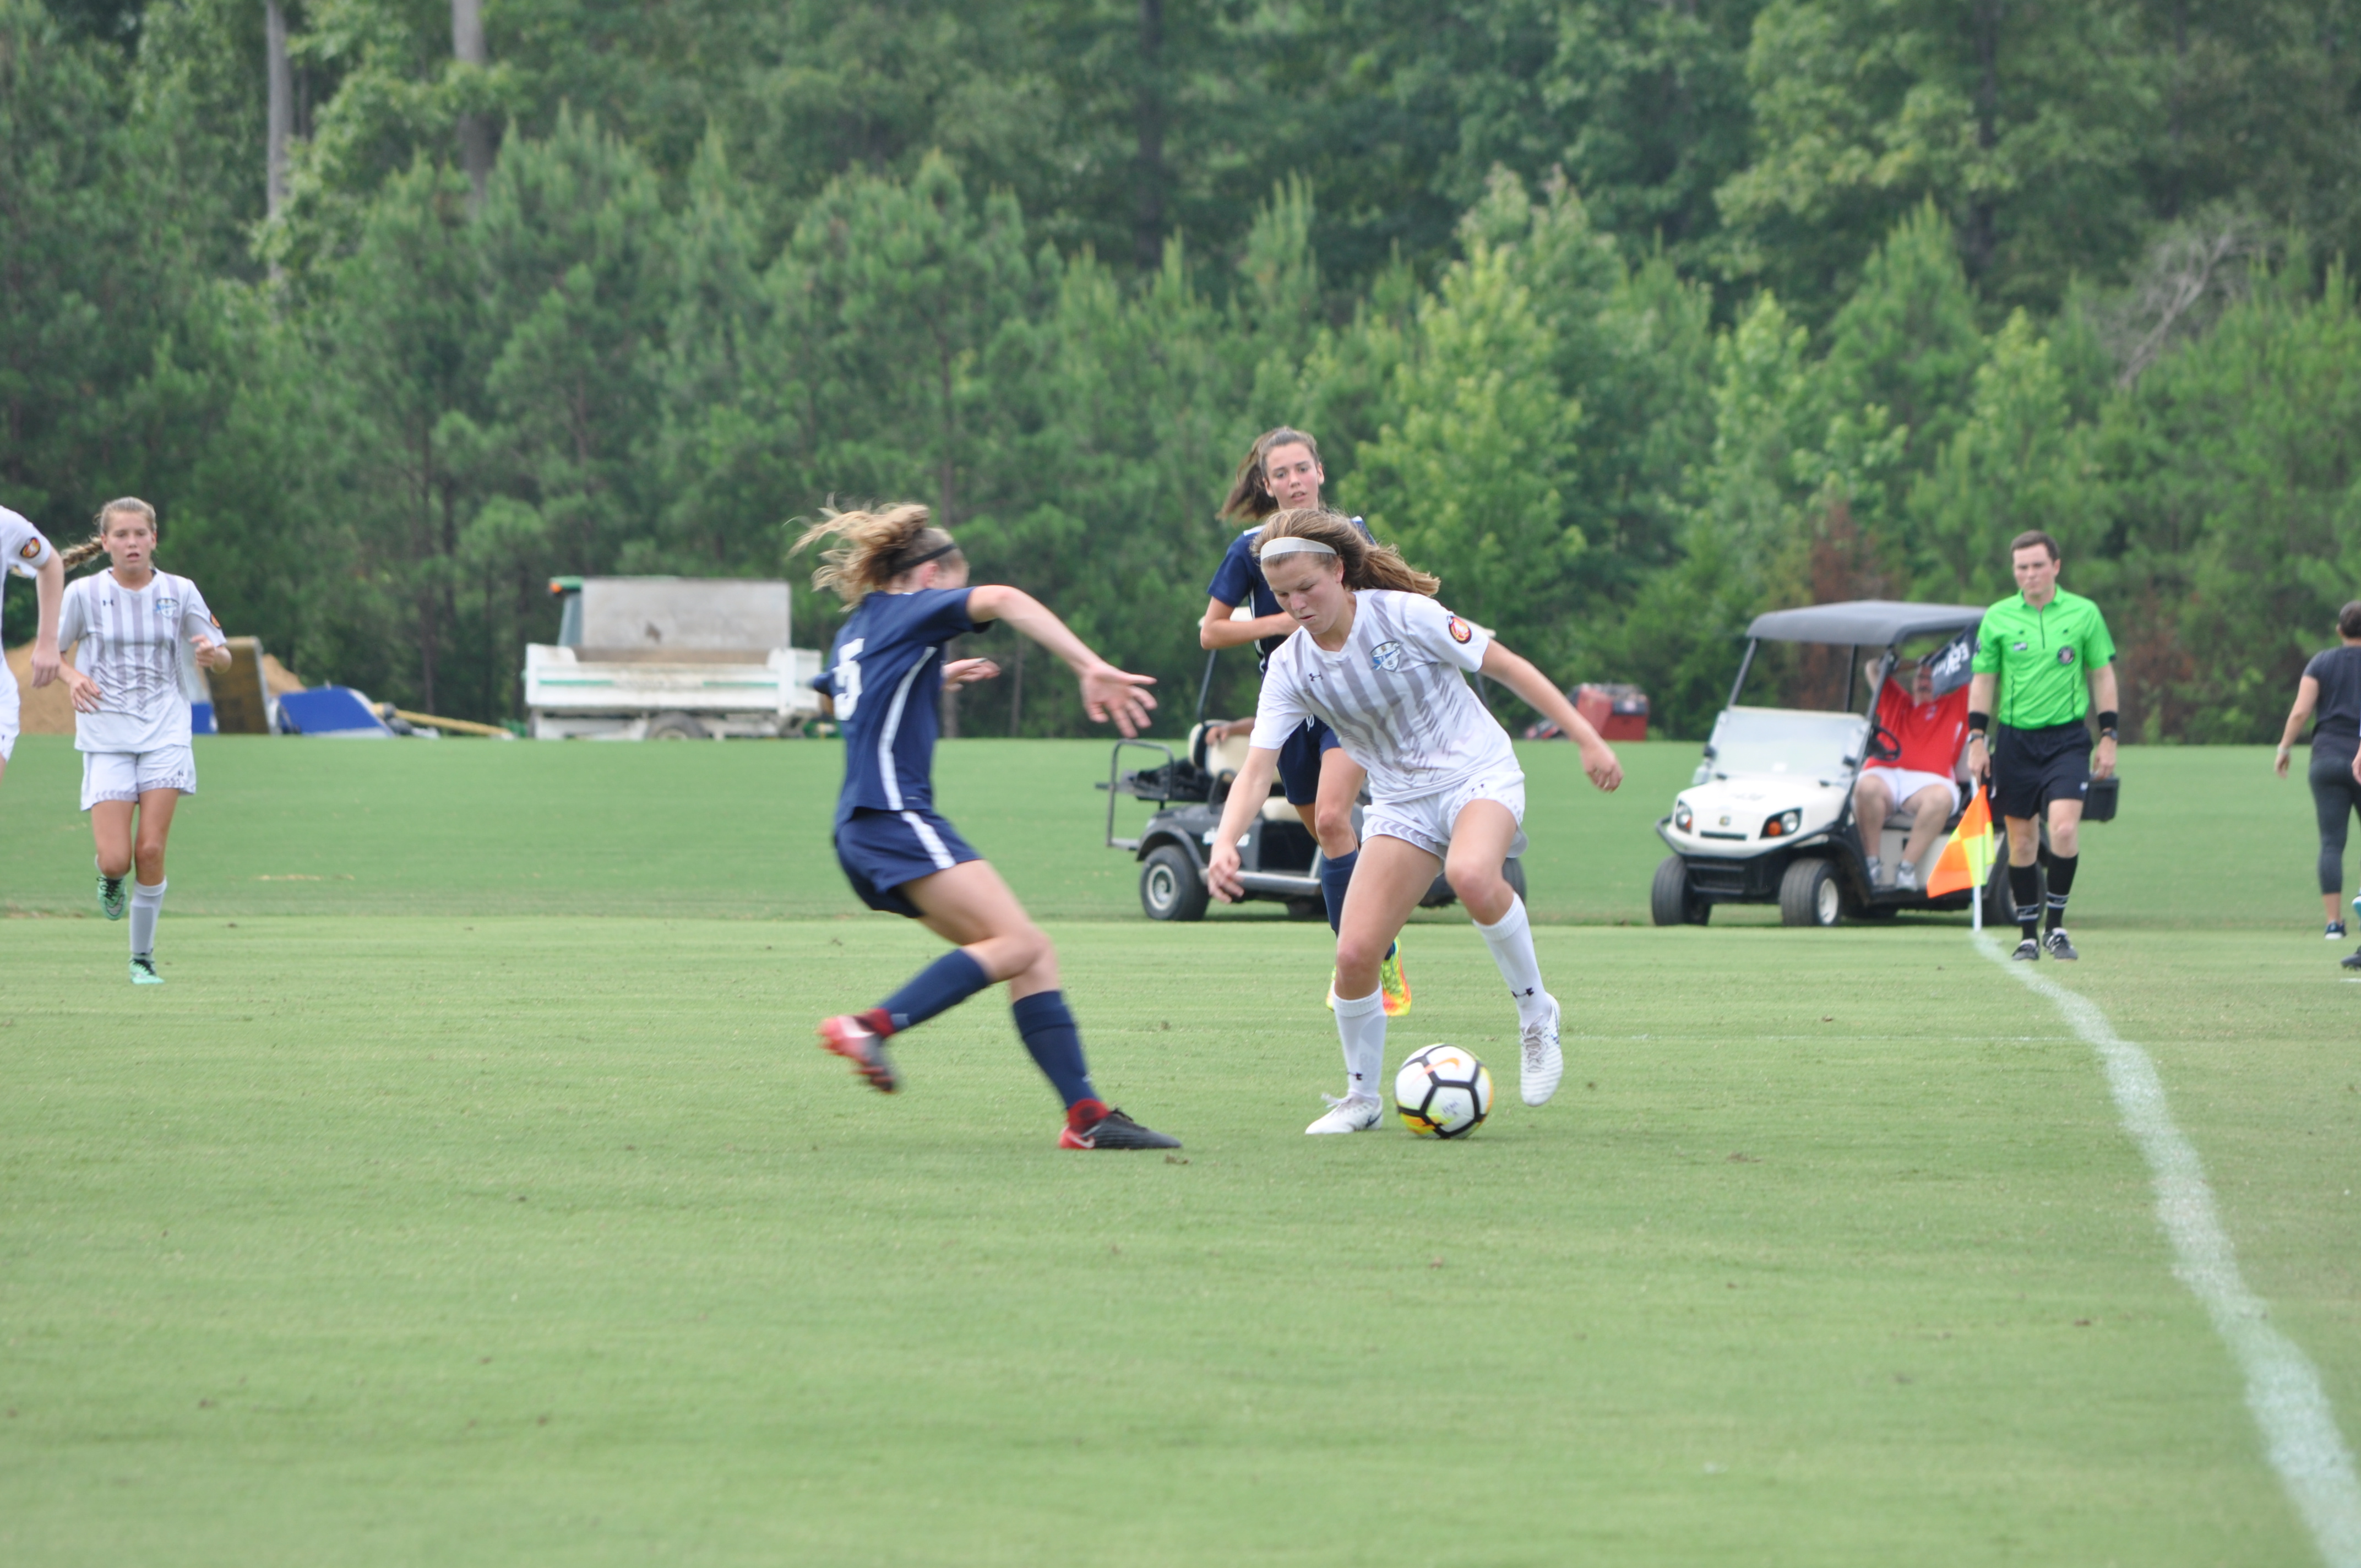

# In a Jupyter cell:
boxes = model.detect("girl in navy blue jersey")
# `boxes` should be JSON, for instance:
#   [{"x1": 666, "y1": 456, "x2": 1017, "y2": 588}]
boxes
[{"x1": 796, "y1": 504, "x2": 1181, "y2": 1151}]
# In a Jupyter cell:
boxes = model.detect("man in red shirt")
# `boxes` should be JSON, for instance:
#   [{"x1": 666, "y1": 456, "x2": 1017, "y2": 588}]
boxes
[{"x1": 1856, "y1": 656, "x2": 1972, "y2": 891}]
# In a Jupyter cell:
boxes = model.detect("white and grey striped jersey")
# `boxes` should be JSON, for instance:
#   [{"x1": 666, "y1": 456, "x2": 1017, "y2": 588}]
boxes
[
  {"x1": 57, "y1": 570, "x2": 222, "y2": 754},
  {"x1": 1248, "y1": 589, "x2": 1518, "y2": 802},
  {"x1": 1, "y1": 507, "x2": 58, "y2": 651}
]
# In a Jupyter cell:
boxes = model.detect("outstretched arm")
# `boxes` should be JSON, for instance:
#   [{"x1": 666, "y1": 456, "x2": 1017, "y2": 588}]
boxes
[
  {"x1": 966, "y1": 585, "x2": 1155, "y2": 736},
  {"x1": 28, "y1": 555, "x2": 63, "y2": 687},
  {"x1": 1478, "y1": 642, "x2": 1621, "y2": 791},
  {"x1": 1206, "y1": 745, "x2": 1283, "y2": 903}
]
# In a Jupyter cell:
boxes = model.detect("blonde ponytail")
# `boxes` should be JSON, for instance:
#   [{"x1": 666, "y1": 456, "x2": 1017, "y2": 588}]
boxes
[
  {"x1": 1255, "y1": 508, "x2": 1440, "y2": 596},
  {"x1": 61, "y1": 497, "x2": 159, "y2": 573},
  {"x1": 792, "y1": 503, "x2": 962, "y2": 605}
]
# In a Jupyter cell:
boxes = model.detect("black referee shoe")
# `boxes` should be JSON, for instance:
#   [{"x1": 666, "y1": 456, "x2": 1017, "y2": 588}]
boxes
[
  {"x1": 2043, "y1": 928, "x2": 2079, "y2": 961},
  {"x1": 2010, "y1": 938, "x2": 2041, "y2": 962}
]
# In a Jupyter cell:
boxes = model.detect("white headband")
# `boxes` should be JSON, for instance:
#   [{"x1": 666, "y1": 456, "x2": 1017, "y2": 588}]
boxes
[{"x1": 1256, "y1": 536, "x2": 1338, "y2": 563}]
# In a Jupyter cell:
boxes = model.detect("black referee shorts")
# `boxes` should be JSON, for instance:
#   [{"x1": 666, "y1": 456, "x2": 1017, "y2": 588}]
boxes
[{"x1": 1992, "y1": 720, "x2": 2091, "y2": 820}]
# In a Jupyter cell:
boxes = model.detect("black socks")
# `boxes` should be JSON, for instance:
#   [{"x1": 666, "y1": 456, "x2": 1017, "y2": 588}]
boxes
[
  {"x1": 2045, "y1": 853, "x2": 2077, "y2": 932},
  {"x1": 2010, "y1": 863, "x2": 2041, "y2": 941}
]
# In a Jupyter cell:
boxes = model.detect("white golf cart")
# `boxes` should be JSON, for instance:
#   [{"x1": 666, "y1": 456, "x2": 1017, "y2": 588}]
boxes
[{"x1": 1652, "y1": 600, "x2": 2012, "y2": 927}]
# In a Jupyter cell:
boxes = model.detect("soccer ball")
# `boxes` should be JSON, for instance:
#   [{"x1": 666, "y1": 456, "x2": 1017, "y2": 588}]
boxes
[{"x1": 1394, "y1": 1044, "x2": 1493, "y2": 1138}]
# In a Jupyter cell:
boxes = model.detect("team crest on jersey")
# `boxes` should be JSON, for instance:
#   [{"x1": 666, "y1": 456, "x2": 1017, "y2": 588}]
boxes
[
  {"x1": 16, "y1": 539, "x2": 38, "y2": 561},
  {"x1": 1369, "y1": 640, "x2": 1405, "y2": 672},
  {"x1": 2057, "y1": 646, "x2": 2077, "y2": 665},
  {"x1": 1446, "y1": 617, "x2": 1472, "y2": 644}
]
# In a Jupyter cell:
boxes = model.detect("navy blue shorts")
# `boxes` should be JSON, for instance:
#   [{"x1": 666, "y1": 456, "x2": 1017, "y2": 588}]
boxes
[
  {"x1": 1276, "y1": 719, "x2": 1345, "y2": 806},
  {"x1": 835, "y1": 807, "x2": 981, "y2": 918}
]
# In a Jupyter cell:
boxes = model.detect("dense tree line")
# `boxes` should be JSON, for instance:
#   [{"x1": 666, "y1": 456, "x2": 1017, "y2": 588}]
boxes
[{"x1": 7, "y1": 0, "x2": 2361, "y2": 738}]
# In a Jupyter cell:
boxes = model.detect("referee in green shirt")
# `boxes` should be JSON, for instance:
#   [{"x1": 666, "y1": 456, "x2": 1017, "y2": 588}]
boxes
[{"x1": 1965, "y1": 530, "x2": 2119, "y2": 961}]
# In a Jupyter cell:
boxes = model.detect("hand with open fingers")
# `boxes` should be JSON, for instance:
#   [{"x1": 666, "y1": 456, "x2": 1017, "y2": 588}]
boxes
[
  {"x1": 1580, "y1": 738, "x2": 1623, "y2": 791},
  {"x1": 29, "y1": 645, "x2": 59, "y2": 687},
  {"x1": 192, "y1": 636, "x2": 232, "y2": 671},
  {"x1": 1206, "y1": 838, "x2": 1245, "y2": 903},
  {"x1": 64, "y1": 667, "x2": 102, "y2": 712},
  {"x1": 943, "y1": 657, "x2": 1000, "y2": 688},
  {"x1": 1079, "y1": 665, "x2": 1156, "y2": 737}
]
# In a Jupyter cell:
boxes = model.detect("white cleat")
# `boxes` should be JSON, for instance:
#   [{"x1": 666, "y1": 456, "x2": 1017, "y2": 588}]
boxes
[
  {"x1": 1520, "y1": 996, "x2": 1564, "y2": 1106},
  {"x1": 1305, "y1": 1095, "x2": 1383, "y2": 1135}
]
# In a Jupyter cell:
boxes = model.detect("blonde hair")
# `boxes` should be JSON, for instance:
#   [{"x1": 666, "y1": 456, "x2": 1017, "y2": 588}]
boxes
[
  {"x1": 1219, "y1": 426, "x2": 1323, "y2": 521},
  {"x1": 1254, "y1": 508, "x2": 1439, "y2": 596},
  {"x1": 793, "y1": 503, "x2": 962, "y2": 605},
  {"x1": 58, "y1": 497, "x2": 158, "y2": 572}
]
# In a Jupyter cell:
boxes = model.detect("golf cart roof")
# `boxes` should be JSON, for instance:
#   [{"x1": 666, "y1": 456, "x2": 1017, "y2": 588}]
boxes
[{"x1": 1744, "y1": 599, "x2": 1986, "y2": 647}]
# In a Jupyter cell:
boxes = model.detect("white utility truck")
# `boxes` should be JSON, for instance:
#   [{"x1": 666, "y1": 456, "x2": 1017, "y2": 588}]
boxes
[{"x1": 524, "y1": 576, "x2": 825, "y2": 739}]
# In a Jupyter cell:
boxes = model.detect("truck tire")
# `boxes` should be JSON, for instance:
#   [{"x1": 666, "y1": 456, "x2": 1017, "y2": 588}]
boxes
[
  {"x1": 1651, "y1": 856, "x2": 1708, "y2": 926},
  {"x1": 646, "y1": 712, "x2": 709, "y2": 740},
  {"x1": 1140, "y1": 845, "x2": 1209, "y2": 922},
  {"x1": 1778, "y1": 858, "x2": 1842, "y2": 927}
]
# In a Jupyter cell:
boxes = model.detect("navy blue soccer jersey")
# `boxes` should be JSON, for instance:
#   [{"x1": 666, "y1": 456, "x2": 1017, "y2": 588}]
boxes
[
  {"x1": 822, "y1": 587, "x2": 980, "y2": 824},
  {"x1": 1205, "y1": 516, "x2": 1375, "y2": 670}
]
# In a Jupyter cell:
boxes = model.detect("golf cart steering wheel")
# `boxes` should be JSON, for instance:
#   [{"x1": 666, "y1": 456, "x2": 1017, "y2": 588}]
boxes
[{"x1": 1866, "y1": 722, "x2": 1902, "y2": 763}]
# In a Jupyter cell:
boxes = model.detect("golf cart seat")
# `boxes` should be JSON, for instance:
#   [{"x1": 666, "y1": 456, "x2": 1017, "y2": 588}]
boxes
[{"x1": 1191, "y1": 722, "x2": 1301, "y2": 824}]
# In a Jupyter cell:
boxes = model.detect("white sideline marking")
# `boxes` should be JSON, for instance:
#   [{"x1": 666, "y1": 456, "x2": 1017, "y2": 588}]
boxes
[{"x1": 1982, "y1": 937, "x2": 2361, "y2": 1566}]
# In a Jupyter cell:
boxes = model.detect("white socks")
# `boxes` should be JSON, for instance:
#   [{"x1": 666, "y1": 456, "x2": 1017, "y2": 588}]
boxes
[
  {"x1": 130, "y1": 879, "x2": 166, "y2": 958},
  {"x1": 1332, "y1": 988, "x2": 1386, "y2": 1103},
  {"x1": 1475, "y1": 896, "x2": 1552, "y2": 1026}
]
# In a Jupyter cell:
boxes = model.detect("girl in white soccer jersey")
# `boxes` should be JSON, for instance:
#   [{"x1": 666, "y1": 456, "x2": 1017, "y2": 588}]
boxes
[
  {"x1": 55, "y1": 499, "x2": 232, "y2": 984},
  {"x1": 0, "y1": 503, "x2": 69, "y2": 793},
  {"x1": 1205, "y1": 509, "x2": 1622, "y2": 1133}
]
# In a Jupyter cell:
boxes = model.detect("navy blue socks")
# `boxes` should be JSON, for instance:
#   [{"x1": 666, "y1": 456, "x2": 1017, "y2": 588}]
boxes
[
  {"x1": 1319, "y1": 850, "x2": 1357, "y2": 934},
  {"x1": 1011, "y1": 990, "x2": 1098, "y2": 1108},
  {"x1": 866, "y1": 948, "x2": 992, "y2": 1036}
]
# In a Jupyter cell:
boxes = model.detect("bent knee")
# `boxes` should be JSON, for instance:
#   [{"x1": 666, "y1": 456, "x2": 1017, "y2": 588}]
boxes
[{"x1": 1446, "y1": 857, "x2": 1505, "y2": 905}]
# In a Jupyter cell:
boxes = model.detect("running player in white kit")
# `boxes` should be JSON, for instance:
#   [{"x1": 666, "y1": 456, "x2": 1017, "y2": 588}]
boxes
[
  {"x1": 1203, "y1": 509, "x2": 1622, "y2": 1132},
  {"x1": 55, "y1": 499, "x2": 232, "y2": 983},
  {"x1": 0, "y1": 504, "x2": 68, "y2": 793}
]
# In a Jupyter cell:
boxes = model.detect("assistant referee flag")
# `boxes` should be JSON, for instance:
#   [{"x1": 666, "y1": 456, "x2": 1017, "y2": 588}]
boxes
[{"x1": 1925, "y1": 784, "x2": 1995, "y2": 902}]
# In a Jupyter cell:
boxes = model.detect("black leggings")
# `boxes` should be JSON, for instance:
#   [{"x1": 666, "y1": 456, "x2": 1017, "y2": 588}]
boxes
[{"x1": 2310, "y1": 736, "x2": 2361, "y2": 894}]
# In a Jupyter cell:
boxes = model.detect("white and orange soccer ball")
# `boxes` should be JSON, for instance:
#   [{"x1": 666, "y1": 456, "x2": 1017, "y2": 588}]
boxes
[{"x1": 1393, "y1": 1044, "x2": 1493, "y2": 1138}]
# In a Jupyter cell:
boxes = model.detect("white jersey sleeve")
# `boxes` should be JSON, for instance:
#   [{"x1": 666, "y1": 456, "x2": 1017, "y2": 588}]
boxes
[
  {"x1": 175, "y1": 576, "x2": 224, "y2": 649},
  {"x1": 1245, "y1": 632, "x2": 1314, "y2": 752},
  {"x1": 2, "y1": 508, "x2": 56, "y2": 576},
  {"x1": 1391, "y1": 592, "x2": 1490, "y2": 672}
]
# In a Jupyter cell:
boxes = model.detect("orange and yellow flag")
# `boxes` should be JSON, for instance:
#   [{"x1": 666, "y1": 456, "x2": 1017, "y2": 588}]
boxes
[{"x1": 1925, "y1": 783, "x2": 1994, "y2": 899}]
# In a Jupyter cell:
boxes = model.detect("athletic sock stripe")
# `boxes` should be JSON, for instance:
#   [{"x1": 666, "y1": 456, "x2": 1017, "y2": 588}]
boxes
[{"x1": 1982, "y1": 935, "x2": 2361, "y2": 1565}]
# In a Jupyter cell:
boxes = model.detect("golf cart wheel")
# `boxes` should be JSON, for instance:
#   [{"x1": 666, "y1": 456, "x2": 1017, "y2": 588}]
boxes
[
  {"x1": 1139, "y1": 845, "x2": 1209, "y2": 922},
  {"x1": 1502, "y1": 857, "x2": 1528, "y2": 903},
  {"x1": 1778, "y1": 858, "x2": 1843, "y2": 928},
  {"x1": 1650, "y1": 856, "x2": 1709, "y2": 927},
  {"x1": 1982, "y1": 854, "x2": 2038, "y2": 927},
  {"x1": 646, "y1": 711, "x2": 709, "y2": 740}
]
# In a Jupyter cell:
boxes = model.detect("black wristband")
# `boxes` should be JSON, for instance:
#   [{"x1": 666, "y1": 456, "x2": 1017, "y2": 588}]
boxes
[
  {"x1": 2097, "y1": 709, "x2": 2118, "y2": 737},
  {"x1": 1967, "y1": 711, "x2": 1990, "y2": 739}
]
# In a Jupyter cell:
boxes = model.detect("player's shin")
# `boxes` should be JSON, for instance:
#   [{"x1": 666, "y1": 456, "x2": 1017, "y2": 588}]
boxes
[
  {"x1": 1318, "y1": 850, "x2": 1357, "y2": 934},
  {"x1": 861, "y1": 948, "x2": 992, "y2": 1037},
  {"x1": 1473, "y1": 895, "x2": 1550, "y2": 1026},
  {"x1": 1332, "y1": 988, "x2": 1385, "y2": 1103},
  {"x1": 129, "y1": 878, "x2": 166, "y2": 958},
  {"x1": 1011, "y1": 990, "x2": 1098, "y2": 1108}
]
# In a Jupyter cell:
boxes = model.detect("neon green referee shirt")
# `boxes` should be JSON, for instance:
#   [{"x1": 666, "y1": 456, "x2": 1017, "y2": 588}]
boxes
[{"x1": 1971, "y1": 586, "x2": 2115, "y2": 729}]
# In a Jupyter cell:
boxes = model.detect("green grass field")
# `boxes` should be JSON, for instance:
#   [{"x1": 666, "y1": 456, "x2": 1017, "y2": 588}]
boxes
[{"x1": 2, "y1": 736, "x2": 2355, "y2": 1564}]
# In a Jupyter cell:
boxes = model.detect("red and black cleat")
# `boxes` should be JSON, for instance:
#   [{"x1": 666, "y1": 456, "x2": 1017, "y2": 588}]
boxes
[
  {"x1": 1058, "y1": 1098, "x2": 1181, "y2": 1150},
  {"x1": 817, "y1": 1015, "x2": 900, "y2": 1093}
]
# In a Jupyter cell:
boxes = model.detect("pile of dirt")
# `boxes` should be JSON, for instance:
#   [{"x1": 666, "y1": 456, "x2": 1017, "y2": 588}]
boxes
[{"x1": 5, "y1": 642, "x2": 307, "y2": 734}]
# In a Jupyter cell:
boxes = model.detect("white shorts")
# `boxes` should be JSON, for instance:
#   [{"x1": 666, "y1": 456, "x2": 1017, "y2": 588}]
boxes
[
  {"x1": 1860, "y1": 766, "x2": 1958, "y2": 813},
  {"x1": 0, "y1": 673, "x2": 15, "y2": 763},
  {"x1": 1362, "y1": 770, "x2": 1525, "y2": 859},
  {"x1": 80, "y1": 746, "x2": 197, "y2": 811}
]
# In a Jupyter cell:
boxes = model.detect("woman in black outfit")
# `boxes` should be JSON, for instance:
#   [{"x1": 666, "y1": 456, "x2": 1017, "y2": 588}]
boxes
[{"x1": 2274, "y1": 600, "x2": 2361, "y2": 938}]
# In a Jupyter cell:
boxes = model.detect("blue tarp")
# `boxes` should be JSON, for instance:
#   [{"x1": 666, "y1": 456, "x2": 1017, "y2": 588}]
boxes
[{"x1": 277, "y1": 686, "x2": 391, "y2": 737}]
